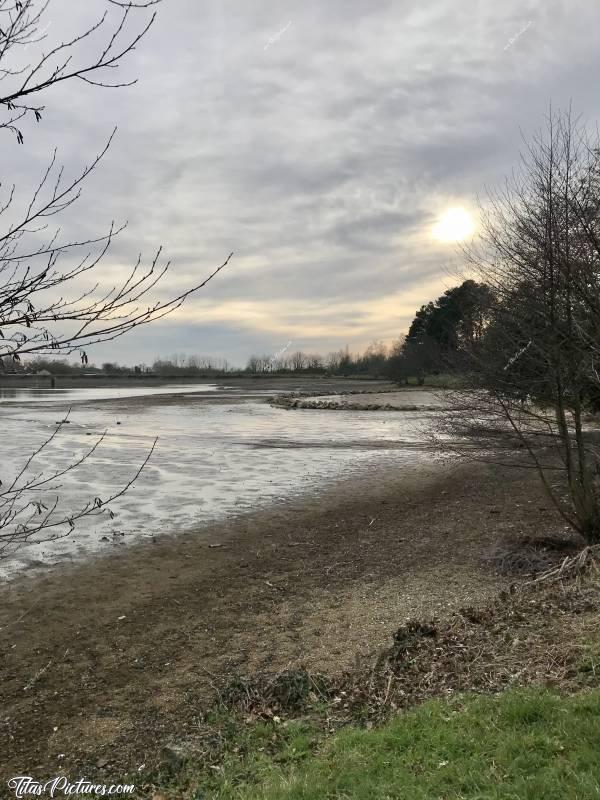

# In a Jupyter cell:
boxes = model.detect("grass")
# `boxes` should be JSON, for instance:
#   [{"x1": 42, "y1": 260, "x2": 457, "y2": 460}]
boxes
[
  {"x1": 146, "y1": 687, "x2": 600, "y2": 799},
  {"x1": 421, "y1": 372, "x2": 467, "y2": 389},
  {"x1": 142, "y1": 711, "x2": 327, "y2": 799},
  {"x1": 243, "y1": 688, "x2": 600, "y2": 800}
]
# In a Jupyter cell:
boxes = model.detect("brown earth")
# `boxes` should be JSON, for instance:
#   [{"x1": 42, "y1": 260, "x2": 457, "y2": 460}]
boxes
[{"x1": 0, "y1": 458, "x2": 579, "y2": 783}]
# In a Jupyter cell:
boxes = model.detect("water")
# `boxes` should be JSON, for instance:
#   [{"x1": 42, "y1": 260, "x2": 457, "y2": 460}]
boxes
[
  {"x1": 0, "y1": 384, "x2": 220, "y2": 403},
  {"x1": 0, "y1": 384, "x2": 433, "y2": 579}
]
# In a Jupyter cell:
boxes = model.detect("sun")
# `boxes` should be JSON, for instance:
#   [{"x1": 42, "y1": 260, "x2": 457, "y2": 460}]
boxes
[{"x1": 433, "y1": 207, "x2": 476, "y2": 242}]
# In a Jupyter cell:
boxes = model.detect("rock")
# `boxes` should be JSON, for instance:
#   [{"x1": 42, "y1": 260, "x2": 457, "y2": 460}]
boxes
[{"x1": 160, "y1": 741, "x2": 202, "y2": 770}]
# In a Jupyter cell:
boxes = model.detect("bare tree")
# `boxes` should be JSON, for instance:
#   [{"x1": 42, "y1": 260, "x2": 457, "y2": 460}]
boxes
[
  {"x1": 306, "y1": 353, "x2": 324, "y2": 371},
  {"x1": 445, "y1": 108, "x2": 600, "y2": 542},
  {"x1": 289, "y1": 351, "x2": 307, "y2": 371},
  {"x1": 0, "y1": 0, "x2": 231, "y2": 558},
  {"x1": 325, "y1": 351, "x2": 342, "y2": 373},
  {"x1": 246, "y1": 355, "x2": 259, "y2": 374}
]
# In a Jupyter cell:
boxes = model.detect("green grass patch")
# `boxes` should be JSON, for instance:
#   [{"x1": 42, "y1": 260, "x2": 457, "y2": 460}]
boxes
[
  {"x1": 576, "y1": 641, "x2": 600, "y2": 683},
  {"x1": 181, "y1": 687, "x2": 600, "y2": 800},
  {"x1": 141, "y1": 710, "x2": 328, "y2": 800}
]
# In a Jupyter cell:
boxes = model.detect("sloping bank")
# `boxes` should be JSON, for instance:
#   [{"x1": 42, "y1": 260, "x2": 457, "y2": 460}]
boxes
[
  {"x1": 0, "y1": 459, "x2": 591, "y2": 795},
  {"x1": 143, "y1": 560, "x2": 600, "y2": 799}
]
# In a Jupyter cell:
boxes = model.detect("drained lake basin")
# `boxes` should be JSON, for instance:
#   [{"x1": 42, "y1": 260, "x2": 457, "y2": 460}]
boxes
[{"x1": 0, "y1": 380, "x2": 439, "y2": 578}]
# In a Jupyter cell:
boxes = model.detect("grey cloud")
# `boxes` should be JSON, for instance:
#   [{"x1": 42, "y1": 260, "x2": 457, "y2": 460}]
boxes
[{"x1": 4, "y1": 0, "x2": 600, "y2": 362}]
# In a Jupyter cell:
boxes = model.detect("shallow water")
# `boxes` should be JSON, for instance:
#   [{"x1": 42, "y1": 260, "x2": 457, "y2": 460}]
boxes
[
  {"x1": 0, "y1": 383, "x2": 220, "y2": 403},
  {"x1": 0, "y1": 384, "x2": 434, "y2": 579}
]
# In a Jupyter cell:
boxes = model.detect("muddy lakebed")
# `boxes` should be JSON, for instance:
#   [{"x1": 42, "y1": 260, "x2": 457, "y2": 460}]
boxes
[{"x1": 0, "y1": 379, "x2": 444, "y2": 578}]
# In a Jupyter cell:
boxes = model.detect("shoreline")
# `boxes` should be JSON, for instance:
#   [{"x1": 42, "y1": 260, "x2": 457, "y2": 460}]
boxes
[
  {"x1": 0, "y1": 456, "x2": 575, "y2": 778},
  {"x1": 0, "y1": 380, "x2": 404, "y2": 579},
  {"x1": 0, "y1": 375, "x2": 395, "y2": 390},
  {"x1": 270, "y1": 388, "x2": 448, "y2": 411}
]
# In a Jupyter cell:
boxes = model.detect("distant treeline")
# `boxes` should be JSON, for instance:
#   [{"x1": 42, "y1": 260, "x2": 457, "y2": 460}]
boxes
[
  {"x1": 4, "y1": 281, "x2": 488, "y2": 382},
  {"x1": 245, "y1": 279, "x2": 491, "y2": 383},
  {"x1": 244, "y1": 344, "x2": 391, "y2": 377},
  {"x1": 1, "y1": 356, "x2": 234, "y2": 378}
]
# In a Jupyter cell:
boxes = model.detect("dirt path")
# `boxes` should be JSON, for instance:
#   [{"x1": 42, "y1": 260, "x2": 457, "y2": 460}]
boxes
[{"x1": 0, "y1": 459, "x2": 573, "y2": 779}]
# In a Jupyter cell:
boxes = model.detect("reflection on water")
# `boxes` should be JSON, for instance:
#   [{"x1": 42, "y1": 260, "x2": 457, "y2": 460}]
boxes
[
  {"x1": 0, "y1": 384, "x2": 219, "y2": 403},
  {"x1": 0, "y1": 385, "x2": 434, "y2": 579}
]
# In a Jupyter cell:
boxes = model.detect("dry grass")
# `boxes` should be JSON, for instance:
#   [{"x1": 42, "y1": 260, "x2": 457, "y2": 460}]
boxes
[{"x1": 217, "y1": 561, "x2": 600, "y2": 728}]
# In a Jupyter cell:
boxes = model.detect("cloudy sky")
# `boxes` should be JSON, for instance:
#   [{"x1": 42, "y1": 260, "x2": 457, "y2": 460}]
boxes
[{"x1": 5, "y1": 0, "x2": 600, "y2": 367}]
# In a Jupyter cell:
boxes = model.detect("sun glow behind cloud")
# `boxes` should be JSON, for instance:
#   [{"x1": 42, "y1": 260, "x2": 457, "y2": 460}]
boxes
[
  {"x1": 28, "y1": 0, "x2": 600, "y2": 365},
  {"x1": 432, "y1": 207, "x2": 476, "y2": 242},
  {"x1": 168, "y1": 274, "x2": 453, "y2": 340}
]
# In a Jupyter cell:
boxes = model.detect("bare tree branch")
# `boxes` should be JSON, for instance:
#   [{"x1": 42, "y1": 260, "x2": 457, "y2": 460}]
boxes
[{"x1": 0, "y1": 0, "x2": 231, "y2": 559}]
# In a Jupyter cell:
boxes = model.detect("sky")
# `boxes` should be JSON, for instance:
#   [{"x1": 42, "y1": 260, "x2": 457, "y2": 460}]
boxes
[{"x1": 4, "y1": 0, "x2": 600, "y2": 367}]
